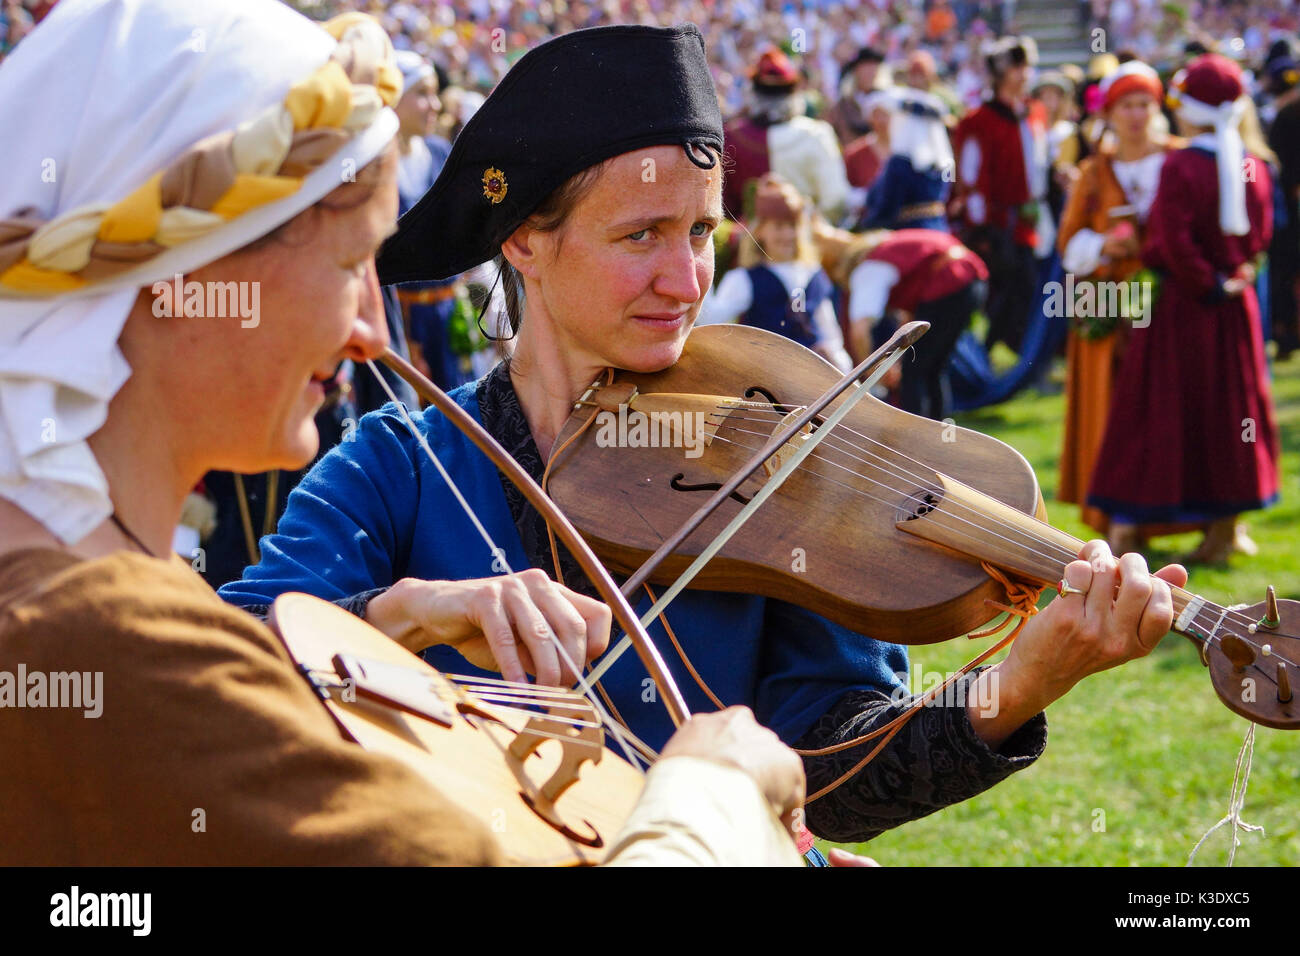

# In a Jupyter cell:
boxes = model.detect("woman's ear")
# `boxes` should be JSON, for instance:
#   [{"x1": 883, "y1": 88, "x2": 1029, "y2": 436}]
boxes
[{"x1": 501, "y1": 221, "x2": 544, "y2": 281}]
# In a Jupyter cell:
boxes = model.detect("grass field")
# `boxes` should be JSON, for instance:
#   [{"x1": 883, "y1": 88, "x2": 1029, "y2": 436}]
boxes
[{"x1": 822, "y1": 350, "x2": 1300, "y2": 866}]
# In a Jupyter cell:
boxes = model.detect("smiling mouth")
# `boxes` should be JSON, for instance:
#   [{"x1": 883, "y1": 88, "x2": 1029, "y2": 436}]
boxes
[
  {"x1": 633, "y1": 313, "x2": 689, "y2": 324},
  {"x1": 306, "y1": 366, "x2": 338, "y2": 401}
]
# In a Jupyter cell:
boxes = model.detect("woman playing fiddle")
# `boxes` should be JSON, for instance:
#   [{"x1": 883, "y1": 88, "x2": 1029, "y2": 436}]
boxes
[{"x1": 222, "y1": 25, "x2": 1189, "y2": 852}]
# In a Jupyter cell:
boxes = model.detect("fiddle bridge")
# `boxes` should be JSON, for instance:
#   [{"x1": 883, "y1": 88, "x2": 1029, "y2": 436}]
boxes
[{"x1": 506, "y1": 695, "x2": 607, "y2": 845}]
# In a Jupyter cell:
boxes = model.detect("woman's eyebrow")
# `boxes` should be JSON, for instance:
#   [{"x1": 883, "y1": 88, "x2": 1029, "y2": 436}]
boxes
[
  {"x1": 609, "y1": 211, "x2": 722, "y2": 232},
  {"x1": 608, "y1": 214, "x2": 669, "y2": 232}
]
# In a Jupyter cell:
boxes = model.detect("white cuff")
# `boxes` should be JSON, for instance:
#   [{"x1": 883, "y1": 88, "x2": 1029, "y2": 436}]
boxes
[
  {"x1": 1061, "y1": 227, "x2": 1107, "y2": 276},
  {"x1": 602, "y1": 756, "x2": 804, "y2": 867}
]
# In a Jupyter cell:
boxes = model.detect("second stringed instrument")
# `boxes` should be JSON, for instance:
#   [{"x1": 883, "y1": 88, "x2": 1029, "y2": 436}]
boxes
[
  {"x1": 268, "y1": 591, "x2": 645, "y2": 865},
  {"x1": 546, "y1": 324, "x2": 1299, "y2": 731}
]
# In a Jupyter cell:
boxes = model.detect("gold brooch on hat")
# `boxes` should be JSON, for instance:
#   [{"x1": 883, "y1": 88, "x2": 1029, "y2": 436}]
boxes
[{"x1": 482, "y1": 167, "x2": 508, "y2": 204}]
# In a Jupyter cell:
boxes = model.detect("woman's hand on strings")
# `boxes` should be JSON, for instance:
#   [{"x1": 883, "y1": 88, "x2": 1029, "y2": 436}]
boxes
[
  {"x1": 366, "y1": 568, "x2": 611, "y2": 686},
  {"x1": 970, "y1": 540, "x2": 1187, "y2": 748}
]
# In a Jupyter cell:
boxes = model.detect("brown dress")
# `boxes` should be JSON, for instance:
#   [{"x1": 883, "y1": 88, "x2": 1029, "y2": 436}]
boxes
[
  {"x1": 0, "y1": 548, "x2": 503, "y2": 865},
  {"x1": 1055, "y1": 144, "x2": 1172, "y2": 534}
]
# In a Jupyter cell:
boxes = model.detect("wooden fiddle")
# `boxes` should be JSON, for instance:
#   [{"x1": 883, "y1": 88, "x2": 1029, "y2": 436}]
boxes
[
  {"x1": 263, "y1": 351, "x2": 711, "y2": 866},
  {"x1": 268, "y1": 591, "x2": 645, "y2": 865},
  {"x1": 545, "y1": 324, "x2": 1300, "y2": 732}
]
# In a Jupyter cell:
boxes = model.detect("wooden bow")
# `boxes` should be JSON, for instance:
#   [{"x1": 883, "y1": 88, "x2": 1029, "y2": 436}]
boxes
[{"x1": 376, "y1": 350, "x2": 692, "y2": 727}]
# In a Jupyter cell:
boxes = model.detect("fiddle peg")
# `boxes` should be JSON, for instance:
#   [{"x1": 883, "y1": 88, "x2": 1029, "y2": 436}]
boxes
[
  {"x1": 1262, "y1": 585, "x2": 1280, "y2": 629},
  {"x1": 1278, "y1": 662, "x2": 1293, "y2": 704}
]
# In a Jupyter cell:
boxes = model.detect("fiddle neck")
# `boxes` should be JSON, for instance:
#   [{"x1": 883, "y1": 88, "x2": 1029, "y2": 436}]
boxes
[{"x1": 896, "y1": 471, "x2": 1229, "y2": 643}]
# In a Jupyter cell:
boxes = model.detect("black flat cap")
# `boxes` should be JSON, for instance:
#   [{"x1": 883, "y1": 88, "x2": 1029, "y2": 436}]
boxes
[{"x1": 377, "y1": 23, "x2": 724, "y2": 285}]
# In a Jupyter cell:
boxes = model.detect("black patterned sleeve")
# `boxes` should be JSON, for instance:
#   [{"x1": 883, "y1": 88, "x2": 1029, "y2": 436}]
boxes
[
  {"x1": 797, "y1": 668, "x2": 1047, "y2": 844},
  {"x1": 234, "y1": 587, "x2": 391, "y2": 623}
]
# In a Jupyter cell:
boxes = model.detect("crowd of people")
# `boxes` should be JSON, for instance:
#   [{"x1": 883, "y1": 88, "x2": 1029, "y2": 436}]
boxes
[
  {"x1": 0, "y1": 0, "x2": 1289, "y2": 868},
  {"x1": 4, "y1": 0, "x2": 1287, "y2": 631},
  {"x1": 259, "y1": 0, "x2": 1293, "y2": 569}
]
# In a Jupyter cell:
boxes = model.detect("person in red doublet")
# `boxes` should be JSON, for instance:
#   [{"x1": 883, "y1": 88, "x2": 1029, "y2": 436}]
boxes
[
  {"x1": 1088, "y1": 54, "x2": 1281, "y2": 564},
  {"x1": 816, "y1": 223, "x2": 988, "y2": 420},
  {"x1": 952, "y1": 36, "x2": 1050, "y2": 354}
]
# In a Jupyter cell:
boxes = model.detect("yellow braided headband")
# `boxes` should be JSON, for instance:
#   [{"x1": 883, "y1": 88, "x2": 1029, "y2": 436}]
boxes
[{"x1": 0, "y1": 13, "x2": 401, "y2": 296}]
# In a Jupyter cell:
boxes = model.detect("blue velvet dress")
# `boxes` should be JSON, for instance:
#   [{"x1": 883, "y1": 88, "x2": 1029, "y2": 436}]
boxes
[
  {"x1": 218, "y1": 380, "x2": 910, "y2": 753},
  {"x1": 859, "y1": 155, "x2": 951, "y2": 232}
]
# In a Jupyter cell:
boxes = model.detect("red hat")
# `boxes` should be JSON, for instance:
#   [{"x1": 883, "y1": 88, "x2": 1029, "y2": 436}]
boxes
[
  {"x1": 752, "y1": 48, "x2": 800, "y2": 90},
  {"x1": 1171, "y1": 53, "x2": 1244, "y2": 109}
]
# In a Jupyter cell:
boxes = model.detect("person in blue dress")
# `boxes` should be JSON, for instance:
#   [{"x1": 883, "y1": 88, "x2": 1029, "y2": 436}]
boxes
[
  {"x1": 220, "y1": 24, "x2": 1185, "y2": 852},
  {"x1": 701, "y1": 173, "x2": 851, "y2": 371},
  {"x1": 390, "y1": 50, "x2": 465, "y2": 391},
  {"x1": 857, "y1": 87, "x2": 954, "y2": 233}
]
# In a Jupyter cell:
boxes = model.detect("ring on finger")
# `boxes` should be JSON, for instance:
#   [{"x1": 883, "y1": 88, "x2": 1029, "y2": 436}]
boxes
[{"x1": 1057, "y1": 579, "x2": 1088, "y2": 598}]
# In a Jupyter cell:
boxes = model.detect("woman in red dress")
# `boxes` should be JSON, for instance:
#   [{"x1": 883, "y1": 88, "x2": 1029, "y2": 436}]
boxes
[{"x1": 1087, "y1": 54, "x2": 1281, "y2": 563}]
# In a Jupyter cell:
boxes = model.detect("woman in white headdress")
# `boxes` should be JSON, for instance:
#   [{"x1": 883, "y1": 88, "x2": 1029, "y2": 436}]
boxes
[
  {"x1": 857, "y1": 86, "x2": 955, "y2": 232},
  {"x1": 0, "y1": 0, "x2": 803, "y2": 866}
]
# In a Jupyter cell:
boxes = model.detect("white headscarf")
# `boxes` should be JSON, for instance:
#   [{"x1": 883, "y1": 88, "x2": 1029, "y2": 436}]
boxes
[
  {"x1": 1176, "y1": 92, "x2": 1251, "y2": 235},
  {"x1": 396, "y1": 49, "x2": 434, "y2": 96},
  {"x1": 885, "y1": 88, "x2": 954, "y2": 174},
  {"x1": 0, "y1": 0, "x2": 398, "y2": 543}
]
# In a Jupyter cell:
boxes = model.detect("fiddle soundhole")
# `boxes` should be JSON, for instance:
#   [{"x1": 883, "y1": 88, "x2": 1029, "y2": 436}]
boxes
[
  {"x1": 670, "y1": 472, "x2": 753, "y2": 505},
  {"x1": 900, "y1": 487, "x2": 943, "y2": 522}
]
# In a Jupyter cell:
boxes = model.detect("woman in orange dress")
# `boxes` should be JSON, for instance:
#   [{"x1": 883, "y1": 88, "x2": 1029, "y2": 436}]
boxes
[{"x1": 1056, "y1": 61, "x2": 1174, "y2": 550}]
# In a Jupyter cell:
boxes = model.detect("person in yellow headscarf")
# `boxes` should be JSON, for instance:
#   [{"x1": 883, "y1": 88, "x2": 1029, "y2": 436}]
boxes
[{"x1": 0, "y1": 0, "x2": 804, "y2": 867}]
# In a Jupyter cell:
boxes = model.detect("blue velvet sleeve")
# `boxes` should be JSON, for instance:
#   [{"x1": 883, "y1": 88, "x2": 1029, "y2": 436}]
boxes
[
  {"x1": 754, "y1": 599, "x2": 909, "y2": 745},
  {"x1": 218, "y1": 405, "x2": 421, "y2": 610}
]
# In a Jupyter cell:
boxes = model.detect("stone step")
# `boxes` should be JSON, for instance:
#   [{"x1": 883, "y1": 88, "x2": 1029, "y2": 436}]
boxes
[
  {"x1": 1036, "y1": 48, "x2": 1091, "y2": 68},
  {"x1": 1018, "y1": 0, "x2": 1081, "y2": 11},
  {"x1": 1023, "y1": 25, "x2": 1088, "y2": 42},
  {"x1": 1034, "y1": 35, "x2": 1090, "y2": 49},
  {"x1": 1017, "y1": 15, "x2": 1084, "y2": 33}
]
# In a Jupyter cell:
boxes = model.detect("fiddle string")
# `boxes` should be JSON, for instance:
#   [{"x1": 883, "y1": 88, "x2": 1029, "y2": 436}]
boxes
[
  {"x1": 721, "y1": 402, "x2": 1288, "y2": 636},
  {"x1": 448, "y1": 675, "x2": 660, "y2": 762},
  {"x1": 459, "y1": 701, "x2": 602, "y2": 729},
  {"x1": 711, "y1": 402, "x2": 1297, "y2": 649},
  {"x1": 705, "y1": 414, "x2": 1297, "y2": 676},
  {"x1": 712, "y1": 422, "x2": 1077, "y2": 574},
  {"x1": 387, "y1": 671, "x2": 607, "y2": 734},
  {"x1": 365, "y1": 359, "x2": 651, "y2": 772},
  {"x1": 714, "y1": 408, "x2": 1085, "y2": 563},
  {"x1": 719, "y1": 406, "x2": 1082, "y2": 562},
  {"x1": 708, "y1": 425, "x2": 1298, "y2": 676},
  {"x1": 709, "y1": 421, "x2": 1077, "y2": 574}
]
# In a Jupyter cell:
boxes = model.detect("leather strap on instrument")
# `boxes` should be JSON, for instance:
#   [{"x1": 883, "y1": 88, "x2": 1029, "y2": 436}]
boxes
[{"x1": 796, "y1": 562, "x2": 1043, "y2": 803}]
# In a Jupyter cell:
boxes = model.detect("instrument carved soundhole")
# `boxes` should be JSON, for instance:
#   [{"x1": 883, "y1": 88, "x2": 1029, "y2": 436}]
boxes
[
  {"x1": 901, "y1": 489, "x2": 942, "y2": 522},
  {"x1": 670, "y1": 473, "x2": 753, "y2": 505}
]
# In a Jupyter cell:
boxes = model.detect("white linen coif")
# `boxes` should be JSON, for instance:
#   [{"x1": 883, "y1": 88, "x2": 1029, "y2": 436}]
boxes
[{"x1": 0, "y1": 0, "x2": 398, "y2": 542}]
